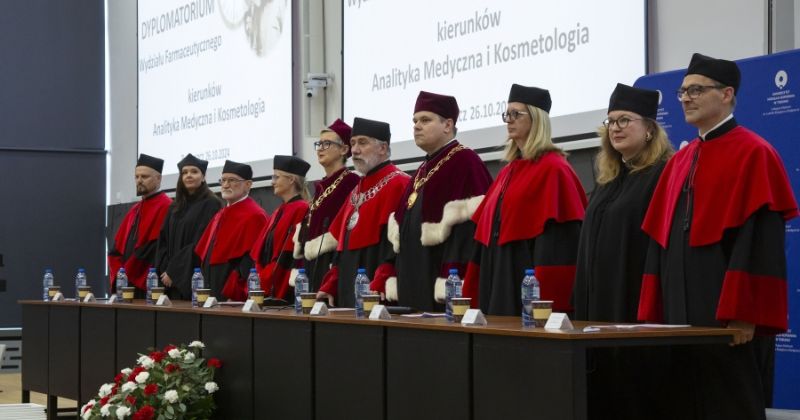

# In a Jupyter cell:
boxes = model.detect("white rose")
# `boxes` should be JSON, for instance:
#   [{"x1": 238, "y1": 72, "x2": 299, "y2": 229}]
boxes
[
  {"x1": 188, "y1": 340, "x2": 205, "y2": 348},
  {"x1": 100, "y1": 404, "x2": 111, "y2": 417},
  {"x1": 184, "y1": 352, "x2": 196, "y2": 363},
  {"x1": 121, "y1": 368, "x2": 132, "y2": 375},
  {"x1": 204, "y1": 381, "x2": 219, "y2": 394},
  {"x1": 80, "y1": 400, "x2": 96, "y2": 419},
  {"x1": 139, "y1": 356, "x2": 155, "y2": 369},
  {"x1": 135, "y1": 371, "x2": 150, "y2": 384},
  {"x1": 168, "y1": 348, "x2": 182, "y2": 359},
  {"x1": 98, "y1": 383, "x2": 114, "y2": 397},
  {"x1": 121, "y1": 382, "x2": 137, "y2": 393},
  {"x1": 115, "y1": 405, "x2": 130, "y2": 419},
  {"x1": 164, "y1": 389, "x2": 179, "y2": 403}
]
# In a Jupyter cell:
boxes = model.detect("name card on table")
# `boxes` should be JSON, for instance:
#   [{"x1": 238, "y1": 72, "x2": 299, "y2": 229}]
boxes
[
  {"x1": 369, "y1": 304, "x2": 392, "y2": 320},
  {"x1": 461, "y1": 309, "x2": 487, "y2": 326},
  {"x1": 155, "y1": 295, "x2": 172, "y2": 306},
  {"x1": 106, "y1": 295, "x2": 117, "y2": 304},
  {"x1": 241, "y1": 299, "x2": 261, "y2": 313},
  {"x1": 203, "y1": 297, "x2": 219, "y2": 308},
  {"x1": 83, "y1": 293, "x2": 96, "y2": 303},
  {"x1": 544, "y1": 313, "x2": 574, "y2": 331},
  {"x1": 310, "y1": 302, "x2": 329, "y2": 316},
  {"x1": 51, "y1": 292, "x2": 64, "y2": 302}
]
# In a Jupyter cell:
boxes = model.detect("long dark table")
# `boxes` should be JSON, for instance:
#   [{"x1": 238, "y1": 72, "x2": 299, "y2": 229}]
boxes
[{"x1": 20, "y1": 300, "x2": 735, "y2": 420}]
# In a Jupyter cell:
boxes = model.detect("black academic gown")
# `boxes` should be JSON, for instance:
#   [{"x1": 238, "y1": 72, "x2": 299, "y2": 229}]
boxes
[
  {"x1": 156, "y1": 193, "x2": 222, "y2": 300},
  {"x1": 572, "y1": 161, "x2": 670, "y2": 420},
  {"x1": 639, "y1": 119, "x2": 798, "y2": 420}
]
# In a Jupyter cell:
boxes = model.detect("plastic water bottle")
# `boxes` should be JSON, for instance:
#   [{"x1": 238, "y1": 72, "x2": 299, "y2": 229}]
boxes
[
  {"x1": 42, "y1": 269, "x2": 54, "y2": 301},
  {"x1": 247, "y1": 268, "x2": 260, "y2": 295},
  {"x1": 191, "y1": 268, "x2": 204, "y2": 307},
  {"x1": 354, "y1": 268, "x2": 370, "y2": 318},
  {"x1": 445, "y1": 268, "x2": 463, "y2": 322},
  {"x1": 521, "y1": 268, "x2": 540, "y2": 327},
  {"x1": 74, "y1": 268, "x2": 87, "y2": 300},
  {"x1": 145, "y1": 268, "x2": 158, "y2": 304},
  {"x1": 115, "y1": 268, "x2": 128, "y2": 301},
  {"x1": 294, "y1": 268, "x2": 309, "y2": 313}
]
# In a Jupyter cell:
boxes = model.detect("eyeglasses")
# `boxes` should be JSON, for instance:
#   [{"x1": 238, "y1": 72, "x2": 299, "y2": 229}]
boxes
[
  {"x1": 676, "y1": 84, "x2": 724, "y2": 100},
  {"x1": 218, "y1": 177, "x2": 245, "y2": 185},
  {"x1": 603, "y1": 116, "x2": 642, "y2": 129},
  {"x1": 314, "y1": 140, "x2": 345, "y2": 151},
  {"x1": 502, "y1": 110, "x2": 529, "y2": 123}
]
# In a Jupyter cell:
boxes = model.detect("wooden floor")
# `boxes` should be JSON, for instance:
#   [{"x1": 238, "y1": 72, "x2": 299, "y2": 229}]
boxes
[{"x1": 0, "y1": 373, "x2": 77, "y2": 407}]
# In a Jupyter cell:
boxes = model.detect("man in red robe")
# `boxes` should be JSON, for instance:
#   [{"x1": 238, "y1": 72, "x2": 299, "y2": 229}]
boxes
[
  {"x1": 317, "y1": 117, "x2": 411, "y2": 307},
  {"x1": 195, "y1": 160, "x2": 268, "y2": 301},
  {"x1": 108, "y1": 154, "x2": 171, "y2": 297},
  {"x1": 638, "y1": 53, "x2": 799, "y2": 420},
  {"x1": 385, "y1": 91, "x2": 492, "y2": 311}
]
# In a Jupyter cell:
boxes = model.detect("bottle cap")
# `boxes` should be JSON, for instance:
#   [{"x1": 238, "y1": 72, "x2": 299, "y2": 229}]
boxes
[
  {"x1": 449, "y1": 268, "x2": 458, "y2": 275},
  {"x1": 357, "y1": 268, "x2": 366, "y2": 274},
  {"x1": 298, "y1": 268, "x2": 306, "y2": 274},
  {"x1": 45, "y1": 268, "x2": 53, "y2": 273},
  {"x1": 250, "y1": 268, "x2": 257, "y2": 273},
  {"x1": 119, "y1": 268, "x2": 126, "y2": 273},
  {"x1": 78, "y1": 268, "x2": 85, "y2": 273},
  {"x1": 149, "y1": 268, "x2": 156, "y2": 272},
  {"x1": 194, "y1": 267, "x2": 201, "y2": 272},
  {"x1": 525, "y1": 268, "x2": 534, "y2": 275}
]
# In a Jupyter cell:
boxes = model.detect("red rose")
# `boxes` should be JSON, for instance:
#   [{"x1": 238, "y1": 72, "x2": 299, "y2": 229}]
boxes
[
  {"x1": 163, "y1": 344, "x2": 177, "y2": 352},
  {"x1": 132, "y1": 405, "x2": 155, "y2": 420},
  {"x1": 149, "y1": 351, "x2": 165, "y2": 363},
  {"x1": 207, "y1": 358, "x2": 222, "y2": 368},
  {"x1": 99, "y1": 396, "x2": 110, "y2": 406},
  {"x1": 111, "y1": 384, "x2": 119, "y2": 396},
  {"x1": 165, "y1": 363, "x2": 180, "y2": 373},
  {"x1": 143, "y1": 383, "x2": 158, "y2": 396},
  {"x1": 83, "y1": 403, "x2": 94, "y2": 414},
  {"x1": 126, "y1": 395, "x2": 136, "y2": 406},
  {"x1": 129, "y1": 366, "x2": 145, "y2": 382},
  {"x1": 115, "y1": 373, "x2": 124, "y2": 384}
]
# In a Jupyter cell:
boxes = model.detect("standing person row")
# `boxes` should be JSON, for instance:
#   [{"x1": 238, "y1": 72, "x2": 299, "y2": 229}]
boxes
[
  {"x1": 156, "y1": 154, "x2": 223, "y2": 300},
  {"x1": 463, "y1": 84, "x2": 587, "y2": 315}
]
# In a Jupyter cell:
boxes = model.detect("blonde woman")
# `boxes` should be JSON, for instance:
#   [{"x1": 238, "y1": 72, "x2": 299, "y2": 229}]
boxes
[{"x1": 462, "y1": 84, "x2": 587, "y2": 315}]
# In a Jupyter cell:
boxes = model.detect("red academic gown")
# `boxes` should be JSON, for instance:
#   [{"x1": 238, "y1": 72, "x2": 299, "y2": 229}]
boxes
[
  {"x1": 318, "y1": 161, "x2": 410, "y2": 307},
  {"x1": 389, "y1": 140, "x2": 492, "y2": 310},
  {"x1": 108, "y1": 192, "x2": 172, "y2": 290},
  {"x1": 638, "y1": 119, "x2": 798, "y2": 420},
  {"x1": 250, "y1": 196, "x2": 308, "y2": 300},
  {"x1": 194, "y1": 196, "x2": 268, "y2": 301},
  {"x1": 463, "y1": 152, "x2": 587, "y2": 314},
  {"x1": 294, "y1": 168, "x2": 360, "y2": 292}
]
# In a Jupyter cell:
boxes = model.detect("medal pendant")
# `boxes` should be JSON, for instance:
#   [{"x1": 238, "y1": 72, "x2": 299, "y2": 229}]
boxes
[
  {"x1": 407, "y1": 191, "x2": 418, "y2": 209},
  {"x1": 347, "y1": 211, "x2": 360, "y2": 230}
]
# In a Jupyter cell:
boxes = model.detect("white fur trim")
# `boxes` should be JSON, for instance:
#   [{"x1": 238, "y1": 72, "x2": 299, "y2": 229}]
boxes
[
  {"x1": 288, "y1": 268, "x2": 299, "y2": 288},
  {"x1": 303, "y1": 232, "x2": 338, "y2": 260},
  {"x1": 388, "y1": 212, "x2": 400, "y2": 253},
  {"x1": 292, "y1": 222, "x2": 303, "y2": 259},
  {"x1": 385, "y1": 276, "x2": 398, "y2": 302},
  {"x1": 433, "y1": 277, "x2": 447, "y2": 303},
  {"x1": 420, "y1": 195, "x2": 484, "y2": 247}
]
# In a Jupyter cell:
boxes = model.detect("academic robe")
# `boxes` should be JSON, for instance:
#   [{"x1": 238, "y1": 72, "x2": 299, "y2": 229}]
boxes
[
  {"x1": 388, "y1": 140, "x2": 492, "y2": 310},
  {"x1": 108, "y1": 192, "x2": 172, "y2": 291},
  {"x1": 462, "y1": 152, "x2": 587, "y2": 315},
  {"x1": 318, "y1": 161, "x2": 410, "y2": 307},
  {"x1": 572, "y1": 161, "x2": 670, "y2": 420},
  {"x1": 194, "y1": 197, "x2": 268, "y2": 301},
  {"x1": 156, "y1": 193, "x2": 223, "y2": 300},
  {"x1": 293, "y1": 168, "x2": 359, "y2": 292},
  {"x1": 250, "y1": 196, "x2": 308, "y2": 301},
  {"x1": 638, "y1": 119, "x2": 798, "y2": 420}
]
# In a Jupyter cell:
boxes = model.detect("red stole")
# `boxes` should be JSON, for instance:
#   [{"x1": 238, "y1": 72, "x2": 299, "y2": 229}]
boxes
[{"x1": 251, "y1": 199, "x2": 308, "y2": 298}]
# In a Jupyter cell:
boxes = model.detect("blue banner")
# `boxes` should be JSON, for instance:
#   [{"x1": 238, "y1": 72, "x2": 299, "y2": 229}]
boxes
[{"x1": 635, "y1": 49, "x2": 800, "y2": 409}]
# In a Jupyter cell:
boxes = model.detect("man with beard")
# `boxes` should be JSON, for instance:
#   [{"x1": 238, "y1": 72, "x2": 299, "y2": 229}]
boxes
[
  {"x1": 108, "y1": 154, "x2": 172, "y2": 298},
  {"x1": 316, "y1": 117, "x2": 411, "y2": 307},
  {"x1": 195, "y1": 160, "x2": 269, "y2": 301}
]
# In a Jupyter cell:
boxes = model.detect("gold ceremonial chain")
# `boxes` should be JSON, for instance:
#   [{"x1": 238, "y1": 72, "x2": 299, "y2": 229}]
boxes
[
  {"x1": 305, "y1": 169, "x2": 351, "y2": 227},
  {"x1": 347, "y1": 170, "x2": 404, "y2": 230},
  {"x1": 407, "y1": 144, "x2": 466, "y2": 209}
]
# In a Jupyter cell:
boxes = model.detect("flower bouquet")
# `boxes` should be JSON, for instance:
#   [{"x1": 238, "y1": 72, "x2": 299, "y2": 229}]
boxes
[{"x1": 81, "y1": 340, "x2": 221, "y2": 419}]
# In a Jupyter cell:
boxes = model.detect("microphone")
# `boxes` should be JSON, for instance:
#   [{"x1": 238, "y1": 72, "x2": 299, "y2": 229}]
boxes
[{"x1": 311, "y1": 216, "x2": 330, "y2": 292}]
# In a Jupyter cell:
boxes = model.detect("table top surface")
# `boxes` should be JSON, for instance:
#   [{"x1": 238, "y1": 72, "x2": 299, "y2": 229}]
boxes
[{"x1": 20, "y1": 299, "x2": 737, "y2": 341}]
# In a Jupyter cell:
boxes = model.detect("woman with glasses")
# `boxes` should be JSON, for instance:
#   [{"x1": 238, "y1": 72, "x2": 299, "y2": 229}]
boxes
[
  {"x1": 156, "y1": 154, "x2": 223, "y2": 300},
  {"x1": 249, "y1": 155, "x2": 312, "y2": 302},
  {"x1": 462, "y1": 84, "x2": 587, "y2": 315},
  {"x1": 572, "y1": 83, "x2": 673, "y2": 420},
  {"x1": 295, "y1": 119, "x2": 360, "y2": 292}
]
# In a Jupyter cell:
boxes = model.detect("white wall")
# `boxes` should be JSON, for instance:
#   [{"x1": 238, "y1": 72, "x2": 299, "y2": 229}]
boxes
[{"x1": 108, "y1": 0, "x2": 796, "y2": 204}]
